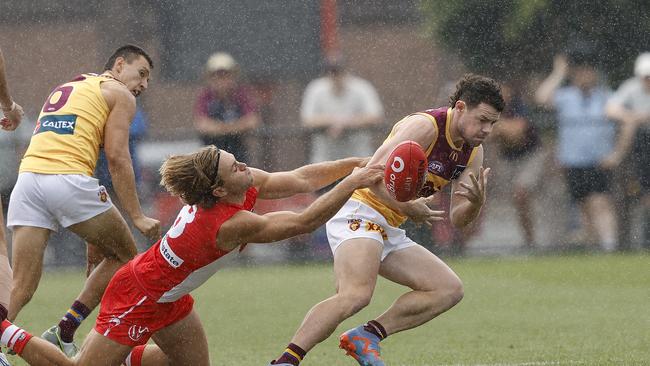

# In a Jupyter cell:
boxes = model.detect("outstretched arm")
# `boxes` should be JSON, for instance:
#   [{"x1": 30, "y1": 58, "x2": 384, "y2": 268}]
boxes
[
  {"x1": 251, "y1": 157, "x2": 367, "y2": 199},
  {"x1": 217, "y1": 165, "x2": 383, "y2": 250}
]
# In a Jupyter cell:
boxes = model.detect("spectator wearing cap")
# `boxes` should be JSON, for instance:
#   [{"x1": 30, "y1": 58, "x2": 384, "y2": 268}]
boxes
[
  {"x1": 604, "y1": 52, "x2": 650, "y2": 249},
  {"x1": 193, "y1": 52, "x2": 260, "y2": 162},
  {"x1": 300, "y1": 57, "x2": 384, "y2": 164},
  {"x1": 535, "y1": 53, "x2": 618, "y2": 251}
]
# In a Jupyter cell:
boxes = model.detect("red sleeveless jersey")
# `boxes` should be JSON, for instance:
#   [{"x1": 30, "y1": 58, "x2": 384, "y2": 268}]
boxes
[{"x1": 129, "y1": 187, "x2": 258, "y2": 303}]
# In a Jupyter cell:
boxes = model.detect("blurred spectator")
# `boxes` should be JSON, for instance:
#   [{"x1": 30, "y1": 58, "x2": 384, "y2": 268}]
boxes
[
  {"x1": 300, "y1": 57, "x2": 383, "y2": 163},
  {"x1": 193, "y1": 52, "x2": 260, "y2": 163},
  {"x1": 535, "y1": 53, "x2": 618, "y2": 251},
  {"x1": 604, "y1": 52, "x2": 650, "y2": 249},
  {"x1": 490, "y1": 82, "x2": 548, "y2": 247}
]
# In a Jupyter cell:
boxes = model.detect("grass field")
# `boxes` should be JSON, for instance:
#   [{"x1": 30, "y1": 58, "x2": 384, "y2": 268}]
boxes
[{"x1": 7, "y1": 253, "x2": 649, "y2": 365}]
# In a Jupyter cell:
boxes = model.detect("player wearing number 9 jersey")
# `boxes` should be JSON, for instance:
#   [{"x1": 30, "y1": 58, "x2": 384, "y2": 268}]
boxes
[
  {"x1": 0, "y1": 145, "x2": 383, "y2": 365},
  {"x1": 6, "y1": 45, "x2": 161, "y2": 356}
]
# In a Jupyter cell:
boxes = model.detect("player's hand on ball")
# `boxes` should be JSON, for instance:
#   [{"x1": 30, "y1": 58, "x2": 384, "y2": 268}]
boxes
[
  {"x1": 403, "y1": 195, "x2": 445, "y2": 227},
  {"x1": 455, "y1": 167, "x2": 490, "y2": 207},
  {"x1": 134, "y1": 215, "x2": 161, "y2": 241}
]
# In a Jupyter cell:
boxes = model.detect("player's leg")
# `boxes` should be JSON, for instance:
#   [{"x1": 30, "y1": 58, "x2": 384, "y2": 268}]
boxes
[
  {"x1": 272, "y1": 238, "x2": 382, "y2": 365},
  {"x1": 0, "y1": 198, "x2": 13, "y2": 364},
  {"x1": 5, "y1": 173, "x2": 58, "y2": 321},
  {"x1": 0, "y1": 197, "x2": 11, "y2": 312},
  {"x1": 147, "y1": 310, "x2": 209, "y2": 366},
  {"x1": 0, "y1": 319, "x2": 74, "y2": 366},
  {"x1": 67, "y1": 207, "x2": 137, "y2": 311},
  {"x1": 123, "y1": 345, "x2": 168, "y2": 366},
  {"x1": 7, "y1": 226, "x2": 51, "y2": 321},
  {"x1": 373, "y1": 244, "x2": 464, "y2": 335},
  {"x1": 335, "y1": 244, "x2": 462, "y2": 366},
  {"x1": 43, "y1": 207, "x2": 137, "y2": 353},
  {"x1": 73, "y1": 329, "x2": 133, "y2": 366},
  {"x1": 296, "y1": 238, "x2": 381, "y2": 347}
]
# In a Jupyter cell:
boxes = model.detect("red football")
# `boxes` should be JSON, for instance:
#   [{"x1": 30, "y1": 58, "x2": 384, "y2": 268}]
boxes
[{"x1": 384, "y1": 141, "x2": 427, "y2": 202}]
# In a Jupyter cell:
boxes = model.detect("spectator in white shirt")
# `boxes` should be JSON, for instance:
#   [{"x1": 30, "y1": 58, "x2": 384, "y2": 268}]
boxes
[{"x1": 300, "y1": 58, "x2": 384, "y2": 163}]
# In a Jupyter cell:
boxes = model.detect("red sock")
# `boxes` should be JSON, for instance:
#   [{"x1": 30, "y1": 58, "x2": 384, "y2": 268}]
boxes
[
  {"x1": 0, "y1": 319, "x2": 33, "y2": 355},
  {"x1": 125, "y1": 345, "x2": 146, "y2": 366}
]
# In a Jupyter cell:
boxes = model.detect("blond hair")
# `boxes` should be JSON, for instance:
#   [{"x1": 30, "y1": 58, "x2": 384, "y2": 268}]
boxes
[{"x1": 159, "y1": 145, "x2": 222, "y2": 208}]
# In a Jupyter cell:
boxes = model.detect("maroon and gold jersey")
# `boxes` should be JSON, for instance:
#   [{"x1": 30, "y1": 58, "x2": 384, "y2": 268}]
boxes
[{"x1": 351, "y1": 107, "x2": 478, "y2": 227}]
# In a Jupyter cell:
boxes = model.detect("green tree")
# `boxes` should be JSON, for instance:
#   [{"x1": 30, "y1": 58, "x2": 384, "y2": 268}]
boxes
[{"x1": 422, "y1": 0, "x2": 650, "y2": 84}]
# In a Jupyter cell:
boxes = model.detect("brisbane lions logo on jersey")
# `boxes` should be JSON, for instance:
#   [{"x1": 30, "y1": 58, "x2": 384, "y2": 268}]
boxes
[{"x1": 348, "y1": 219, "x2": 362, "y2": 231}]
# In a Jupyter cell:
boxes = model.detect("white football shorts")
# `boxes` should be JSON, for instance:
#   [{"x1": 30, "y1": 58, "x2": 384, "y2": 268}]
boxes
[
  {"x1": 7, "y1": 172, "x2": 113, "y2": 231},
  {"x1": 326, "y1": 199, "x2": 417, "y2": 261}
]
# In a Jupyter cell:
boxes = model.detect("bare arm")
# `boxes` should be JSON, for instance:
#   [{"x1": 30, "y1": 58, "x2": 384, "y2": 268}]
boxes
[
  {"x1": 0, "y1": 47, "x2": 24, "y2": 130},
  {"x1": 102, "y1": 82, "x2": 160, "y2": 239},
  {"x1": 450, "y1": 146, "x2": 488, "y2": 228},
  {"x1": 217, "y1": 165, "x2": 383, "y2": 250},
  {"x1": 535, "y1": 55, "x2": 568, "y2": 108},
  {"x1": 251, "y1": 157, "x2": 367, "y2": 199}
]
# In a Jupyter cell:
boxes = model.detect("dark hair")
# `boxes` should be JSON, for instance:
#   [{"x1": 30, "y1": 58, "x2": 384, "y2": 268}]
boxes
[
  {"x1": 103, "y1": 44, "x2": 154, "y2": 71},
  {"x1": 449, "y1": 74, "x2": 505, "y2": 112},
  {"x1": 159, "y1": 145, "x2": 222, "y2": 208}
]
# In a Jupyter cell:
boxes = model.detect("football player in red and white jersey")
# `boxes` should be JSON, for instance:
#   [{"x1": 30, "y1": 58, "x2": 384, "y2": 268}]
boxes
[{"x1": 0, "y1": 145, "x2": 383, "y2": 365}]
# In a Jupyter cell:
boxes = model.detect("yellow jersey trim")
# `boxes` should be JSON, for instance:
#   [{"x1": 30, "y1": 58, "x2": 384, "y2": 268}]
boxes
[
  {"x1": 412, "y1": 112, "x2": 439, "y2": 156},
  {"x1": 444, "y1": 108, "x2": 462, "y2": 151},
  {"x1": 467, "y1": 146, "x2": 479, "y2": 166}
]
